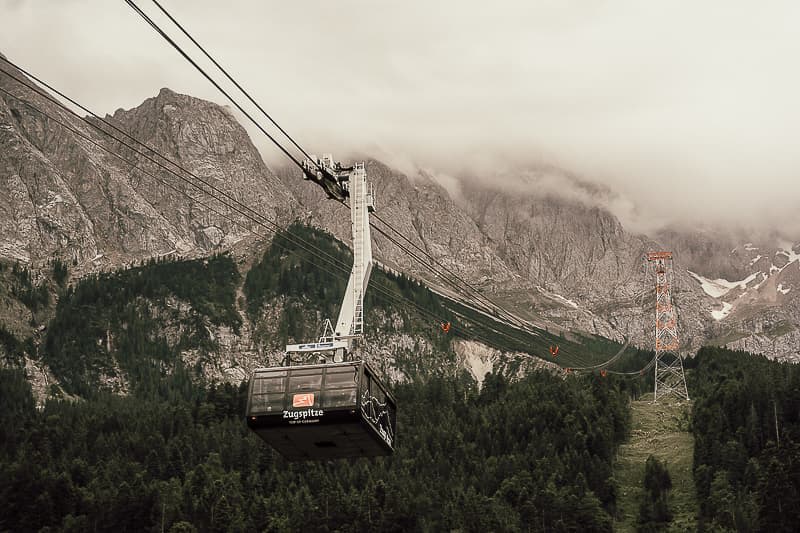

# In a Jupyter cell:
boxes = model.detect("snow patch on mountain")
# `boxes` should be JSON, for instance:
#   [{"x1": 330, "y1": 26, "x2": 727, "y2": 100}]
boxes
[
  {"x1": 777, "y1": 283, "x2": 791, "y2": 295},
  {"x1": 688, "y1": 270, "x2": 760, "y2": 298},
  {"x1": 712, "y1": 302, "x2": 733, "y2": 320},
  {"x1": 537, "y1": 287, "x2": 579, "y2": 309}
]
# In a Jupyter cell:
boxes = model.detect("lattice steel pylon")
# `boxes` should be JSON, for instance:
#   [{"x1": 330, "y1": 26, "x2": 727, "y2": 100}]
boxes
[{"x1": 646, "y1": 251, "x2": 690, "y2": 401}]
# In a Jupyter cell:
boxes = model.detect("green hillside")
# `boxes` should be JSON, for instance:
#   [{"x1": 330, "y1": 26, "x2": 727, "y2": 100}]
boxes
[
  {"x1": 0, "y1": 221, "x2": 653, "y2": 531},
  {"x1": 244, "y1": 222, "x2": 653, "y2": 375},
  {"x1": 42, "y1": 253, "x2": 242, "y2": 398},
  {"x1": 5, "y1": 224, "x2": 798, "y2": 531},
  {"x1": 0, "y1": 259, "x2": 62, "y2": 365}
]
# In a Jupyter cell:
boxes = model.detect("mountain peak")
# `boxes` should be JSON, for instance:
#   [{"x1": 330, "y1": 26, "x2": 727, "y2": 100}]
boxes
[
  {"x1": 0, "y1": 75, "x2": 296, "y2": 269},
  {"x1": 157, "y1": 87, "x2": 177, "y2": 98}
]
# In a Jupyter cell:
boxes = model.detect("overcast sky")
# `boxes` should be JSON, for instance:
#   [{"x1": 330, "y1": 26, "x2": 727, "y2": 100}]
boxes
[{"x1": 2, "y1": 0, "x2": 799, "y2": 236}]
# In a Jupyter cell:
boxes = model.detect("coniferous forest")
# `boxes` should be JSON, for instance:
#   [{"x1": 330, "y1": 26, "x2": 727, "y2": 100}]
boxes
[
  {"x1": 0, "y1": 365, "x2": 631, "y2": 532},
  {"x1": 687, "y1": 347, "x2": 800, "y2": 532},
  {"x1": 2, "y1": 223, "x2": 800, "y2": 531},
  {"x1": 0, "y1": 224, "x2": 635, "y2": 532}
]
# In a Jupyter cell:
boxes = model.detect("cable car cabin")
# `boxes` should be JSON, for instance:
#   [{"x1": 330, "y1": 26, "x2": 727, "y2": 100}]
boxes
[{"x1": 246, "y1": 361, "x2": 396, "y2": 461}]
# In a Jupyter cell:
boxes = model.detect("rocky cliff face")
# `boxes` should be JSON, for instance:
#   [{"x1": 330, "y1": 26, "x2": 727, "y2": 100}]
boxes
[
  {"x1": 277, "y1": 160, "x2": 722, "y2": 352},
  {"x1": 277, "y1": 160, "x2": 516, "y2": 288},
  {"x1": 107, "y1": 89, "x2": 295, "y2": 253},
  {"x1": 1, "y1": 67, "x2": 100, "y2": 266},
  {"x1": 2, "y1": 55, "x2": 798, "y2": 364},
  {"x1": 454, "y1": 176, "x2": 722, "y2": 351},
  {"x1": 1, "y1": 61, "x2": 296, "y2": 274},
  {"x1": 679, "y1": 239, "x2": 800, "y2": 361}
]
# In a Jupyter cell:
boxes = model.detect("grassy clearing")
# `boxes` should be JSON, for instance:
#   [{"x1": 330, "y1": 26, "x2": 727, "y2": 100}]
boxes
[{"x1": 613, "y1": 394, "x2": 697, "y2": 532}]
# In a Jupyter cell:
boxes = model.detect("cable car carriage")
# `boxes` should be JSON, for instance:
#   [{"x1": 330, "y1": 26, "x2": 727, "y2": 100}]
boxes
[
  {"x1": 246, "y1": 337, "x2": 396, "y2": 460},
  {"x1": 246, "y1": 155, "x2": 396, "y2": 460}
]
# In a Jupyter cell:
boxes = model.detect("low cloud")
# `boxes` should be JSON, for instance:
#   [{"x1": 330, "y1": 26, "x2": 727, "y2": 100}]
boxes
[{"x1": 2, "y1": 1, "x2": 799, "y2": 240}]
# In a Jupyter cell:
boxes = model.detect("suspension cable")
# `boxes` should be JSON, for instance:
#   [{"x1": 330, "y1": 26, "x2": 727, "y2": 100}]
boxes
[
  {"x1": 147, "y1": 0, "x2": 318, "y2": 167},
  {"x1": 124, "y1": 0, "x2": 306, "y2": 171},
  {"x1": 123, "y1": 0, "x2": 659, "y2": 372},
  {"x1": 129, "y1": 0, "x2": 542, "y2": 336},
  {"x1": 0, "y1": 63, "x2": 571, "y2": 362}
]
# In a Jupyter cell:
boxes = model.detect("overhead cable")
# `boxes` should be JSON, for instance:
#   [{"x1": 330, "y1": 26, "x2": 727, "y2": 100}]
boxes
[
  {"x1": 0, "y1": 63, "x2": 566, "y2": 361},
  {"x1": 131, "y1": 0, "x2": 543, "y2": 339}
]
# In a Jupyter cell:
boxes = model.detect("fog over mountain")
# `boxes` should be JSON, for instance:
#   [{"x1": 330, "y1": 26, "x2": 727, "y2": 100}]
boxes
[{"x1": 2, "y1": 0, "x2": 799, "y2": 237}]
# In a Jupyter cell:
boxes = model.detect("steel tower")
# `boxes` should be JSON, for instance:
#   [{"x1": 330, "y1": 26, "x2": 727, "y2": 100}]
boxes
[{"x1": 646, "y1": 252, "x2": 689, "y2": 401}]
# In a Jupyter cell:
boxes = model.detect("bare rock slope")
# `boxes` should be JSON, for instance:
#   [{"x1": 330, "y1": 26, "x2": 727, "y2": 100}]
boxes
[
  {"x1": 1, "y1": 62, "x2": 295, "y2": 272},
  {"x1": 2, "y1": 55, "x2": 798, "y2": 363}
]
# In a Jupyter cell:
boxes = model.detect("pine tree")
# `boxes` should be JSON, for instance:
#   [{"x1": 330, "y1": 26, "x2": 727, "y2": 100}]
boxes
[{"x1": 637, "y1": 455, "x2": 672, "y2": 531}]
